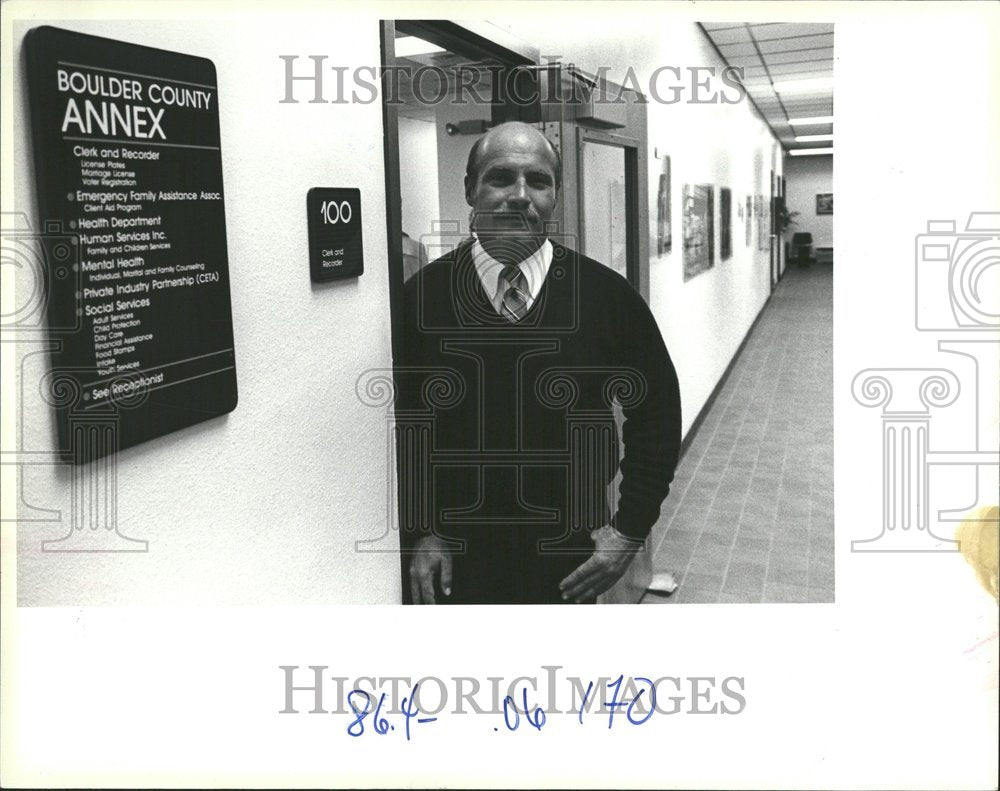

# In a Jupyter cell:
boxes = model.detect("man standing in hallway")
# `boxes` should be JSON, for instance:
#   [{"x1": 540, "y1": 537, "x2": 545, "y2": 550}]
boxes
[{"x1": 397, "y1": 122, "x2": 681, "y2": 604}]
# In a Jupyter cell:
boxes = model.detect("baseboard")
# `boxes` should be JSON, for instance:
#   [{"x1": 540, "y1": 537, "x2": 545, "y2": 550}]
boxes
[{"x1": 677, "y1": 291, "x2": 773, "y2": 463}]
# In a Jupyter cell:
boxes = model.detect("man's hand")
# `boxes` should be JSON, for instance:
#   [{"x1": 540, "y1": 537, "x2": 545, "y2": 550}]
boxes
[
  {"x1": 409, "y1": 535, "x2": 453, "y2": 604},
  {"x1": 559, "y1": 525, "x2": 644, "y2": 603}
]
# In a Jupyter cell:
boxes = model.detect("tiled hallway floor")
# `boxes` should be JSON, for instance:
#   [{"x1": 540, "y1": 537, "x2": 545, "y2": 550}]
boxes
[{"x1": 644, "y1": 263, "x2": 834, "y2": 604}]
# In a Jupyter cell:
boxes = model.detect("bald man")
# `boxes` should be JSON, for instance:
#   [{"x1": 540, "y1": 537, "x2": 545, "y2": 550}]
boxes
[{"x1": 397, "y1": 122, "x2": 681, "y2": 604}]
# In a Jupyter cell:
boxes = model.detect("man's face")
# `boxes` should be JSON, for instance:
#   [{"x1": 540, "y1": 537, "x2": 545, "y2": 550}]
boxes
[{"x1": 465, "y1": 125, "x2": 558, "y2": 244}]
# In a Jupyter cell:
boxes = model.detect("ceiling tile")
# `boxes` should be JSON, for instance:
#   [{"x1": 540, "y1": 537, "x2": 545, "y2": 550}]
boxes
[
  {"x1": 785, "y1": 104, "x2": 835, "y2": 115},
  {"x1": 716, "y1": 42, "x2": 760, "y2": 58},
  {"x1": 762, "y1": 49, "x2": 833, "y2": 66},
  {"x1": 701, "y1": 22, "x2": 743, "y2": 31},
  {"x1": 785, "y1": 112, "x2": 835, "y2": 123},
  {"x1": 705, "y1": 26, "x2": 753, "y2": 45},
  {"x1": 723, "y1": 53, "x2": 766, "y2": 66},
  {"x1": 767, "y1": 62, "x2": 834, "y2": 75},
  {"x1": 757, "y1": 33, "x2": 834, "y2": 53},
  {"x1": 791, "y1": 124, "x2": 833, "y2": 135},
  {"x1": 748, "y1": 23, "x2": 834, "y2": 41},
  {"x1": 738, "y1": 64, "x2": 832, "y2": 83},
  {"x1": 785, "y1": 99, "x2": 834, "y2": 109}
]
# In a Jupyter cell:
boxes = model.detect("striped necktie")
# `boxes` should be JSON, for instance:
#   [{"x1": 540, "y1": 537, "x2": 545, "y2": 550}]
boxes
[{"x1": 498, "y1": 264, "x2": 529, "y2": 323}]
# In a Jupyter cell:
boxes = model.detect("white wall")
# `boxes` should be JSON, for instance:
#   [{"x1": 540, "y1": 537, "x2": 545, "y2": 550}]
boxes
[
  {"x1": 398, "y1": 115, "x2": 440, "y2": 243},
  {"x1": 9, "y1": 15, "x2": 401, "y2": 605},
  {"x1": 397, "y1": 101, "x2": 484, "y2": 252},
  {"x1": 785, "y1": 154, "x2": 833, "y2": 249},
  {"x1": 501, "y1": 15, "x2": 782, "y2": 438},
  {"x1": 435, "y1": 101, "x2": 489, "y2": 235}
]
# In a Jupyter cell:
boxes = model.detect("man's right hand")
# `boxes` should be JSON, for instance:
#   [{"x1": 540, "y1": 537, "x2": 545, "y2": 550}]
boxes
[{"x1": 409, "y1": 535, "x2": 453, "y2": 604}]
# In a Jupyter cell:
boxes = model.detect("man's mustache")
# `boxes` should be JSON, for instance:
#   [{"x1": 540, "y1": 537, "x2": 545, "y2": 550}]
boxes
[{"x1": 471, "y1": 211, "x2": 540, "y2": 232}]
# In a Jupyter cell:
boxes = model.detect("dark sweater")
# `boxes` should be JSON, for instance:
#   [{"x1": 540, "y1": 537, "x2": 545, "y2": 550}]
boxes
[{"x1": 396, "y1": 239, "x2": 681, "y2": 603}]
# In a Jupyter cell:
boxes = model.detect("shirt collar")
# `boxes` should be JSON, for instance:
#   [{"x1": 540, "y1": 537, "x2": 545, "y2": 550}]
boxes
[{"x1": 470, "y1": 235, "x2": 553, "y2": 308}]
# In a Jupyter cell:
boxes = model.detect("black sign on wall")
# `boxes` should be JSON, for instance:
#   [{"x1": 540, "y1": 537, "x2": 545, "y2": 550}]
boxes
[
  {"x1": 24, "y1": 26, "x2": 238, "y2": 462},
  {"x1": 307, "y1": 188, "x2": 364, "y2": 282}
]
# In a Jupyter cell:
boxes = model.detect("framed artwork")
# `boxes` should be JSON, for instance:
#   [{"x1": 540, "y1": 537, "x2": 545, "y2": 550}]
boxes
[
  {"x1": 757, "y1": 193, "x2": 769, "y2": 251},
  {"x1": 754, "y1": 194, "x2": 761, "y2": 250},
  {"x1": 816, "y1": 192, "x2": 833, "y2": 214},
  {"x1": 656, "y1": 155, "x2": 672, "y2": 256},
  {"x1": 745, "y1": 195, "x2": 753, "y2": 246},
  {"x1": 683, "y1": 183, "x2": 714, "y2": 281},
  {"x1": 720, "y1": 187, "x2": 732, "y2": 261}
]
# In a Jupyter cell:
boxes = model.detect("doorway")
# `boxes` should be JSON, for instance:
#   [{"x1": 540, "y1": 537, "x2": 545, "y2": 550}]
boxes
[
  {"x1": 380, "y1": 20, "x2": 541, "y2": 602},
  {"x1": 769, "y1": 167, "x2": 777, "y2": 291},
  {"x1": 578, "y1": 128, "x2": 642, "y2": 291},
  {"x1": 379, "y1": 23, "x2": 653, "y2": 602}
]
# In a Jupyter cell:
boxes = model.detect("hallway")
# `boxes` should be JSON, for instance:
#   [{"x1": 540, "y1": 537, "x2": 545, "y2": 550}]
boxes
[{"x1": 645, "y1": 263, "x2": 834, "y2": 604}]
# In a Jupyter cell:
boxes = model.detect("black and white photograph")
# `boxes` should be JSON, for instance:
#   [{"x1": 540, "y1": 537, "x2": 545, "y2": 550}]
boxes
[
  {"x1": 720, "y1": 186, "x2": 732, "y2": 261},
  {"x1": 682, "y1": 182, "x2": 715, "y2": 280},
  {"x1": 656, "y1": 153, "x2": 672, "y2": 256},
  {"x1": 1, "y1": 3, "x2": 997, "y2": 789}
]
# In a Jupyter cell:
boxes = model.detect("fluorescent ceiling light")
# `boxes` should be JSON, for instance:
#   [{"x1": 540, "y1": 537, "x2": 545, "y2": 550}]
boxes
[
  {"x1": 773, "y1": 77, "x2": 833, "y2": 94},
  {"x1": 395, "y1": 35, "x2": 445, "y2": 58},
  {"x1": 788, "y1": 115, "x2": 834, "y2": 125},
  {"x1": 796, "y1": 134, "x2": 834, "y2": 142},
  {"x1": 789, "y1": 148, "x2": 833, "y2": 156}
]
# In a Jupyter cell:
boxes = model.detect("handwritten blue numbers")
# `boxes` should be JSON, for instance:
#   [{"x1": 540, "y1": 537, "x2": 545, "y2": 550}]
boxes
[
  {"x1": 501, "y1": 688, "x2": 547, "y2": 732},
  {"x1": 346, "y1": 683, "x2": 436, "y2": 741},
  {"x1": 346, "y1": 689, "x2": 371, "y2": 737},
  {"x1": 402, "y1": 683, "x2": 438, "y2": 741},
  {"x1": 575, "y1": 675, "x2": 657, "y2": 729},
  {"x1": 502, "y1": 694, "x2": 519, "y2": 731},
  {"x1": 373, "y1": 691, "x2": 390, "y2": 734},
  {"x1": 342, "y1": 675, "x2": 664, "y2": 738},
  {"x1": 605, "y1": 674, "x2": 656, "y2": 728}
]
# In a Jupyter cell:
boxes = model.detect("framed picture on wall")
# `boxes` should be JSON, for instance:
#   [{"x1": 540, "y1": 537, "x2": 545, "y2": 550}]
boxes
[
  {"x1": 756, "y1": 194, "x2": 768, "y2": 251},
  {"x1": 745, "y1": 195, "x2": 753, "y2": 246},
  {"x1": 816, "y1": 192, "x2": 833, "y2": 214},
  {"x1": 682, "y1": 183, "x2": 714, "y2": 281},
  {"x1": 656, "y1": 155, "x2": 672, "y2": 256},
  {"x1": 720, "y1": 187, "x2": 732, "y2": 261}
]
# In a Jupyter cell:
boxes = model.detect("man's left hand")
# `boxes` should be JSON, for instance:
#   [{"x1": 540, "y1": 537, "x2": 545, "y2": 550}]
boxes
[{"x1": 559, "y1": 525, "x2": 644, "y2": 603}]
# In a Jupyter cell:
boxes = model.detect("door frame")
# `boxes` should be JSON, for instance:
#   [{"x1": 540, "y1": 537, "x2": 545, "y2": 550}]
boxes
[
  {"x1": 769, "y1": 167, "x2": 777, "y2": 292},
  {"x1": 380, "y1": 20, "x2": 542, "y2": 603},
  {"x1": 575, "y1": 127, "x2": 643, "y2": 293}
]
